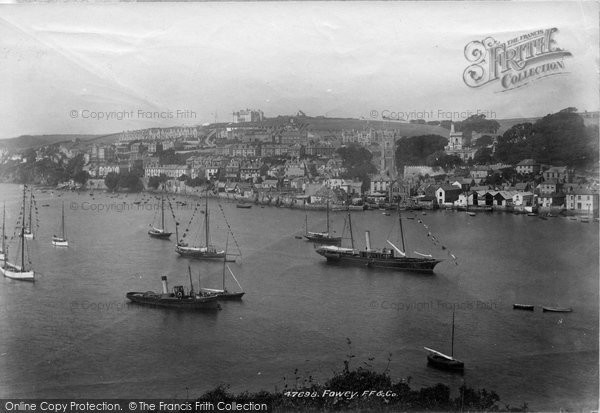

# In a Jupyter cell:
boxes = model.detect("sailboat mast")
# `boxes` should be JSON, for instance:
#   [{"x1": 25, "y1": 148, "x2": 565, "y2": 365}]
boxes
[
  {"x1": 326, "y1": 199, "x2": 330, "y2": 233},
  {"x1": 2, "y1": 202, "x2": 5, "y2": 254},
  {"x1": 188, "y1": 265, "x2": 194, "y2": 294},
  {"x1": 222, "y1": 236, "x2": 229, "y2": 291},
  {"x1": 21, "y1": 186, "x2": 26, "y2": 271},
  {"x1": 205, "y1": 196, "x2": 209, "y2": 246},
  {"x1": 398, "y1": 207, "x2": 406, "y2": 254},
  {"x1": 348, "y1": 213, "x2": 355, "y2": 250},
  {"x1": 61, "y1": 201, "x2": 65, "y2": 238},
  {"x1": 451, "y1": 310, "x2": 455, "y2": 357},
  {"x1": 161, "y1": 194, "x2": 165, "y2": 230},
  {"x1": 28, "y1": 190, "x2": 32, "y2": 232}
]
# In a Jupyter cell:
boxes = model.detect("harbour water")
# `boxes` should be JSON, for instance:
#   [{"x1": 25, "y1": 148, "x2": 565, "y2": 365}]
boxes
[{"x1": 0, "y1": 184, "x2": 597, "y2": 410}]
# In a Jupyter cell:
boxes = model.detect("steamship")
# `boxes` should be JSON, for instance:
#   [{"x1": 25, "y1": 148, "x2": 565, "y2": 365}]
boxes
[
  {"x1": 315, "y1": 211, "x2": 442, "y2": 273},
  {"x1": 126, "y1": 275, "x2": 221, "y2": 310}
]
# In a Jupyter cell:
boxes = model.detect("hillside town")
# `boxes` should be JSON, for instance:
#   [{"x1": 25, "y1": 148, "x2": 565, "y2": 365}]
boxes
[{"x1": 1, "y1": 109, "x2": 598, "y2": 217}]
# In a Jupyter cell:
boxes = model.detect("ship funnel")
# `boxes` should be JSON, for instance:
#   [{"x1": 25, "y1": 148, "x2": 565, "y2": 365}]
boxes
[
  {"x1": 161, "y1": 276, "x2": 168, "y2": 294},
  {"x1": 365, "y1": 231, "x2": 371, "y2": 251}
]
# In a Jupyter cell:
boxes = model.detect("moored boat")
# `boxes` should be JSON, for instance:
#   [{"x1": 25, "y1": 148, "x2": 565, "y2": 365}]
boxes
[
  {"x1": 175, "y1": 196, "x2": 225, "y2": 259},
  {"x1": 425, "y1": 310, "x2": 463, "y2": 371},
  {"x1": 542, "y1": 306, "x2": 572, "y2": 313},
  {"x1": 51, "y1": 202, "x2": 69, "y2": 247},
  {"x1": 304, "y1": 200, "x2": 342, "y2": 246},
  {"x1": 316, "y1": 210, "x2": 442, "y2": 273},
  {"x1": 148, "y1": 193, "x2": 172, "y2": 239},
  {"x1": 513, "y1": 304, "x2": 535, "y2": 311},
  {"x1": 126, "y1": 275, "x2": 220, "y2": 310},
  {"x1": 2, "y1": 186, "x2": 35, "y2": 282},
  {"x1": 236, "y1": 203, "x2": 252, "y2": 209}
]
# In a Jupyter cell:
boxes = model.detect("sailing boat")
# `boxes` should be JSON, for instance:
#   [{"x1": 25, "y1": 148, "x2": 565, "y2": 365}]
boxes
[
  {"x1": 1, "y1": 186, "x2": 35, "y2": 281},
  {"x1": 315, "y1": 208, "x2": 442, "y2": 273},
  {"x1": 304, "y1": 200, "x2": 342, "y2": 245},
  {"x1": 0, "y1": 202, "x2": 6, "y2": 261},
  {"x1": 23, "y1": 188, "x2": 34, "y2": 239},
  {"x1": 51, "y1": 202, "x2": 69, "y2": 247},
  {"x1": 148, "y1": 193, "x2": 172, "y2": 239},
  {"x1": 0, "y1": 203, "x2": 6, "y2": 262},
  {"x1": 199, "y1": 237, "x2": 245, "y2": 300},
  {"x1": 424, "y1": 310, "x2": 464, "y2": 371},
  {"x1": 175, "y1": 196, "x2": 225, "y2": 259}
]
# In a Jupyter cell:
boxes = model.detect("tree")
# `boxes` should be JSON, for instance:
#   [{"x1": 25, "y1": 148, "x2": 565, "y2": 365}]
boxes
[
  {"x1": 104, "y1": 172, "x2": 119, "y2": 192},
  {"x1": 336, "y1": 143, "x2": 377, "y2": 180},
  {"x1": 473, "y1": 147, "x2": 494, "y2": 164},
  {"x1": 395, "y1": 135, "x2": 448, "y2": 170},
  {"x1": 73, "y1": 170, "x2": 90, "y2": 186}
]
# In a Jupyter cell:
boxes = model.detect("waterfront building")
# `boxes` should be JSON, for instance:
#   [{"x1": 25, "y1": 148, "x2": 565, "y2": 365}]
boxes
[
  {"x1": 370, "y1": 174, "x2": 392, "y2": 194},
  {"x1": 513, "y1": 192, "x2": 535, "y2": 207},
  {"x1": 538, "y1": 193, "x2": 566, "y2": 209},
  {"x1": 144, "y1": 164, "x2": 190, "y2": 179},
  {"x1": 565, "y1": 190, "x2": 599, "y2": 215},
  {"x1": 435, "y1": 185, "x2": 462, "y2": 206}
]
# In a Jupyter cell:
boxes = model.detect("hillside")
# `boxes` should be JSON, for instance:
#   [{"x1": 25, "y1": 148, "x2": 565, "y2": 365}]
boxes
[{"x1": 0, "y1": 134, "x2": 101, "y2": 151}]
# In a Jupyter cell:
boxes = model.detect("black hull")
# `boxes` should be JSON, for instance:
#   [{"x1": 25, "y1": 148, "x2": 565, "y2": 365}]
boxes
[
  {"x1": 148, "y1": 230, "x2": 172, "y2": 239},
  {"x1": 126, "y1": 292, "x2": 221, "y2": 310},
  {"x1": 317, "y1": 251, "x2": 441, "y2": 273},
  {"x1": 427, "y1": 354, "x2": 464, "y2": 371},
  {"x1": 304, "y1": 235, "x2": 342, "y2": 245},
  {"x1": 217, "y1": 292, "x2": 245, "y2": 300}
]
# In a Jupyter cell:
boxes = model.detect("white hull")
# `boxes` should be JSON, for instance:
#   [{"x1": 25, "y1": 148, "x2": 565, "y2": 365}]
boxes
[
  {"x1": 52, "y1": 239, "x2": 69, "y2": 247},
  {"x1": 1, "y1": 265, "x2": 34, "y2": 281},
  {"x1": 23, "y1": 233, "x2": 33, "y2": 240},
  {"x1": 0, "y1": 252, "x2": 4, "y2": 262}
]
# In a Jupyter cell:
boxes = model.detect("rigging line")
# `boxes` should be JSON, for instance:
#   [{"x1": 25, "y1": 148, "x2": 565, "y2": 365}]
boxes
[{"x1": 217, "y1": 203, "x2": 243, "y2": 257}]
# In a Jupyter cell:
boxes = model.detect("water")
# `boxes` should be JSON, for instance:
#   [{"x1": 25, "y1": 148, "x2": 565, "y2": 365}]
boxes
[{"x1": 0, "y1": 184, "x2": 597, "y2": 410}]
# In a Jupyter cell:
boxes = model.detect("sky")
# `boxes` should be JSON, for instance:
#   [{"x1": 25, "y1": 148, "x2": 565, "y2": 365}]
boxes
[{"x1": 0, "y1": 1, "x2": 598, "y2": 139}]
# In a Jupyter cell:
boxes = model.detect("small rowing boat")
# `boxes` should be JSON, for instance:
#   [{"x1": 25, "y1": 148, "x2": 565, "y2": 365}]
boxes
[
  {"x1": 513, "y1": 304, "x2": 534, "y2": 311},
  {"x1": 542, "y1": 306, "x2": 572, "y2": 313}
]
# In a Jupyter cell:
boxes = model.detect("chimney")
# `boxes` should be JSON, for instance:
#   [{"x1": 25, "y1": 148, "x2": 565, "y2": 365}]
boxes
[
  {"x1": 161, "y1": 276, "x2": 168, "y2": 294},
  {"x1": 365, "y1": 231, "x2": 371, "y2": 251}
]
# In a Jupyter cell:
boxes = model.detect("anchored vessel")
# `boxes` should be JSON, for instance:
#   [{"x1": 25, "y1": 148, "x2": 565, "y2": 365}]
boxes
[
  {"x1": 315, "y1": 210, "x2": 441, "y2": 273},
  {"x1": 51, "y1": 201, "x2": 69, "y2": 247},
  {"x1": 200, "y1": 238, "x2": 245, "y2": 300},
  {"x1": 148, "y1": 193, "x2": 172, "y2": 239},
  {"x1": 0, "y1": 203, "x2": 6, "y2": 262},
  {"x1": 425, "y1": 310, "x2": 464, "y2": 371},
  {"x1": 175, "y1": 196, "x2": 225, "y2": 259},
  {"x1": 126, "y1": 275, "x2": 221, "y2": 310},
  {"x1": 1, "y1": 186, "x2": 35, "y2": 281},
  {"x1": 304, "y1": 200, "x2": 342, "y2": 245}
]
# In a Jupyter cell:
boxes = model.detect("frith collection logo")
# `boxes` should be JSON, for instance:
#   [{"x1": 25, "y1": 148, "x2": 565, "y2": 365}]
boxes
[{"x1": 463, "y1": 28, "x2": 572, "y2": 91}]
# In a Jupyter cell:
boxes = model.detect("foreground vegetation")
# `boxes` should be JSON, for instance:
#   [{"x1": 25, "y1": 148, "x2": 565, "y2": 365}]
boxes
[{"x1": 193, "y1": 344, "x2": 529, "y2": 412}]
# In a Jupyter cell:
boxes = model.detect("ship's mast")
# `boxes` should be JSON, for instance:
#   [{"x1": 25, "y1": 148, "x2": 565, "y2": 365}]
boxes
[
  {"x1": 451, "y1": 309, "x2": 455, "y2": 357},
  {"x1": 188, "y1": 265, "x2": 194, "y2": 295},
  {"x1": 205, "y1": 194, "x2": 209, "y2": 246},
  {"x1": 222, "y1": 236, "x2": 229, "y2": 291},
  {"x1": 21, "y1": 186, "x2": 26, "y2": 271},
  {"x1": 326, "y1": 199, "x2": 330, "y2": 234},
  {"x1": 347, "y1": 213, "x2": 355, "y2": 250},
  {"x1": 398, "y1": 205, "x2": 406, "y2": 254},
  {"x1": 28, "y1": 190, "x2": 32, "y2": 233},
  {"x1": 2, "y1": 202, "x2": 5, "y2": 255},
  {"x1": 160, "y1": 194, "x2": 165, "y2": 231},
  {"x1": 61, "y1": 201, "x2": 65, "y2": 238}
]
